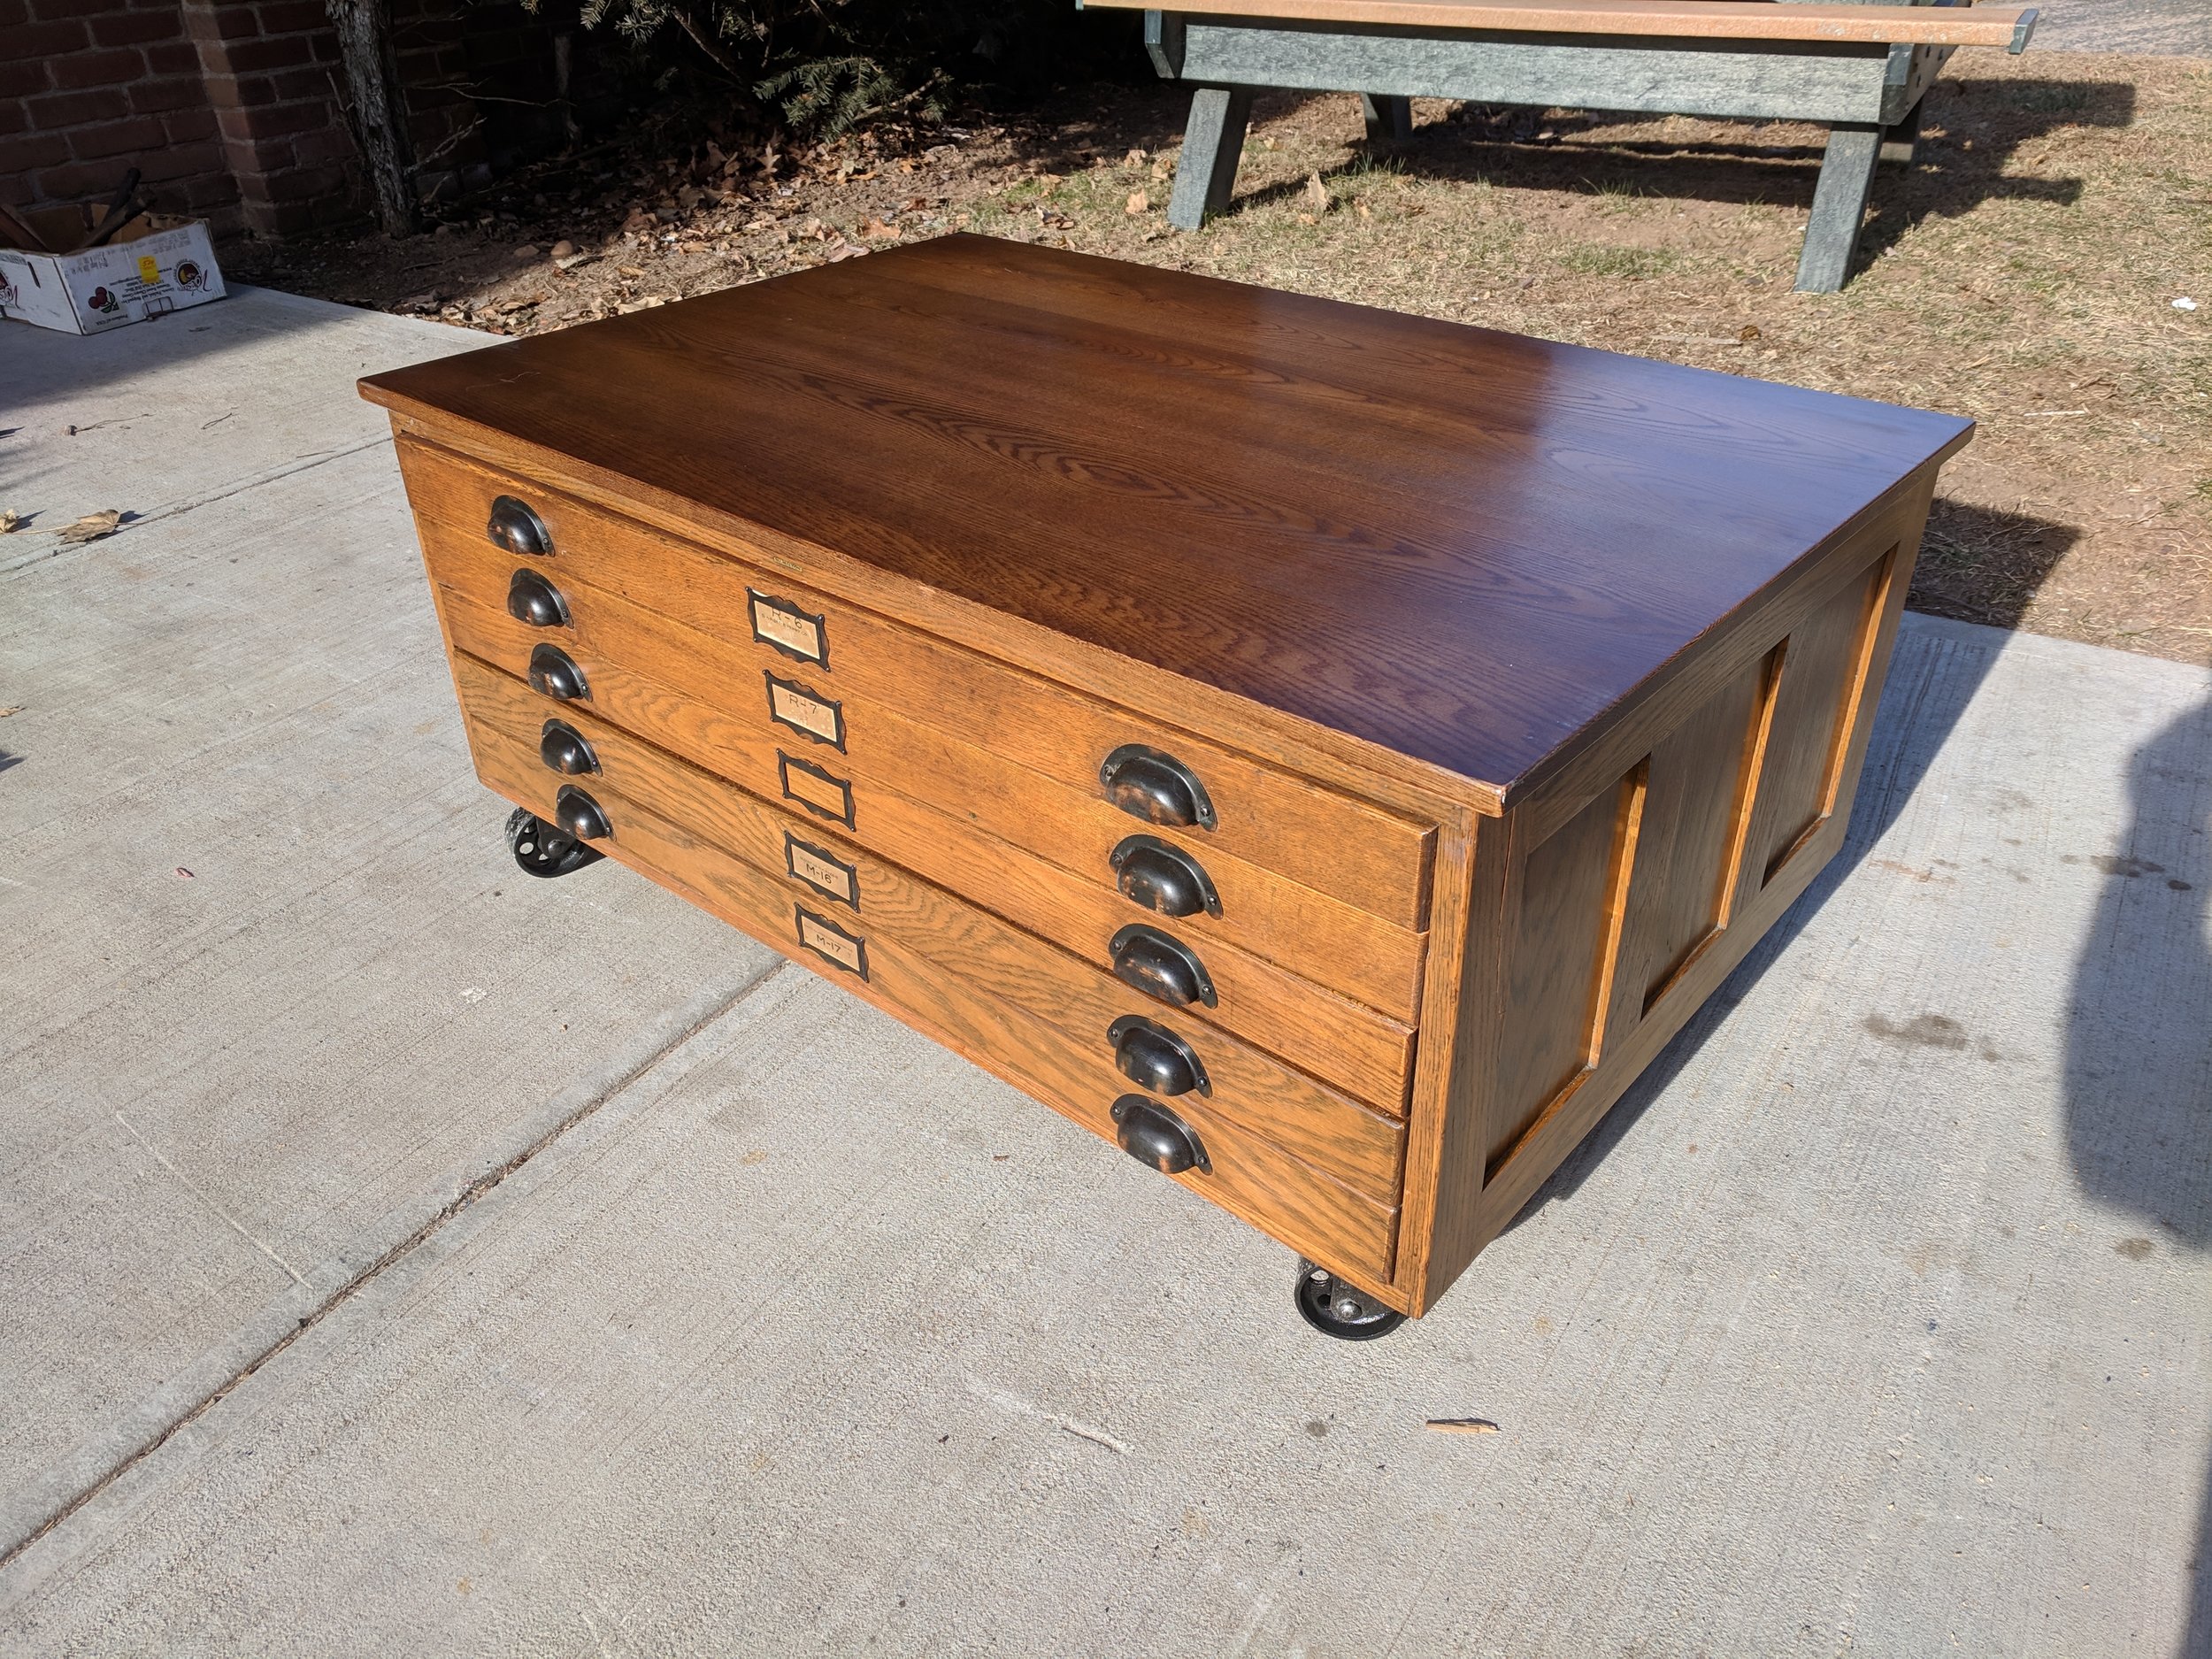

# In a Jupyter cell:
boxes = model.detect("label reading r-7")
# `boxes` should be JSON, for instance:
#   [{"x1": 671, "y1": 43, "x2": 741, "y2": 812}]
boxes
[{"x1": 764, "y1": 672, "x2": 845, "y2": 749}]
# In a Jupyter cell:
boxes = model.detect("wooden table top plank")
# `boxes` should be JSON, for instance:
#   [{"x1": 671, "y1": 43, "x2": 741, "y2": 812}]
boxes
[
  {"x1": 1079, "y1": 0, "x2": 2034, "y2": 49},
  {"x1": 361, "y1": 236, "x2": 1969, "y2": 798},
  {"x1": 803, "y1": 250, "x2": 1955, "y2": 550},
  {"x1": 708, "y1": 266, "x2": 1911, "y2": 689}
]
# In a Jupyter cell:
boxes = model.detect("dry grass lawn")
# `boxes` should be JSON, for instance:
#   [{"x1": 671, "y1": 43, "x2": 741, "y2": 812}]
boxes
[{"x1": 237, "y1": 50, "x2": 2212, "y2": 662}]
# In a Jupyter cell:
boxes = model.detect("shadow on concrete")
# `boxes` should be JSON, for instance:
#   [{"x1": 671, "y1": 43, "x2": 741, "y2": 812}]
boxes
[
  {"x1": 2061, "y1": 692, "x2": 2212, "y2": 1657},
  {"x1": 0, "y1": 286, "x2": 457, "y2": 410},
  {"x1": 2062, "y1": 695, "x2": 2212, "y2": 1250},
  {"x1": 1509, "y1": 630, "x2": 2211, "y2": 1654}
]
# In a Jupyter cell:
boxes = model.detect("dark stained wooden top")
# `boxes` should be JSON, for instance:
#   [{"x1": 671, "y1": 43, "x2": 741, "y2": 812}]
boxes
[{"x1": 361, "y1": 234, "x2": 1971, "y2": 796}]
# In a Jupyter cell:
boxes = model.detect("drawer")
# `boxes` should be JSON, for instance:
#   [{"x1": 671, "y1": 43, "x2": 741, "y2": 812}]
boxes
[
  {"x1": 397, "y1": 441, "x2": 1435, "y2": 1003},
  {"x1": 430, "y1": 535, "x2": 1426, "y2": 1024},
  {"x1": 456, "y1": 664, "x2": 1401, "y2": 1284},
  {"x1": 457, "y1": 649, "x2": 1411, "y2": 1200},
  {"x1": 419, "y1": 503, "x2": 1428, "y2": 1019},
  {"x1": 432, "y1": 583, "x2": 1421, "y2": 1114}
]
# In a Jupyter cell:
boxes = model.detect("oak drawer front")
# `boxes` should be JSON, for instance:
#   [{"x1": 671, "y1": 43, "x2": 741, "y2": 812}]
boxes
[
  {"x1": 419, "y1": 516, "x2": 1426, "y2": 1022},
  {"x1": 398, "y1": 440, "x2": 1435, "y2": 929},
  {"x1": 435, "y1": 597, "x2": 1419, "y2": 1110},
  {"x1": 456, "y1": 649, "x2": 1410, "y2": 1199},
  {"x1": 457, "y1": 691, "x2": 1400, "y2": 1285}
]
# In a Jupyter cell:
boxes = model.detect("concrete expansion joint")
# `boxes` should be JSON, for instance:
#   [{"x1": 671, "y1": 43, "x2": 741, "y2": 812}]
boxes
[
  {"x1": 0, "y1": 434, "x2": 397, "y2": 580},
  {"x1": 0, "y1": 959, "x2": 791, "y2": 1574}
]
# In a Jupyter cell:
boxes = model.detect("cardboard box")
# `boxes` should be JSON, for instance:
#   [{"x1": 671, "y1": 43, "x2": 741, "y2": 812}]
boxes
[{"x1": 0, "y1": 209, "x2": 226, "y2": 335}]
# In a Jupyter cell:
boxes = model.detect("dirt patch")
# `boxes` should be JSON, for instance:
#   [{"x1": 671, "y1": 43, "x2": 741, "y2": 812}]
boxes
[{"x1": 231, "y1": 52, "x2": 2212, "y2": 664}]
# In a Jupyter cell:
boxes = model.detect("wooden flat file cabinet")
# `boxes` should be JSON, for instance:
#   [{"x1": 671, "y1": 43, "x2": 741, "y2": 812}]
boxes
[{"x1": 362, "y1": 235, "x2": 1970, "y2": 1339}]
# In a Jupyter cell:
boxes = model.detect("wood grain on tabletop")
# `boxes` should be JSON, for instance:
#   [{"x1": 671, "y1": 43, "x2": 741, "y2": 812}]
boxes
[{"x1": 361, "y1": 235, "x2": 1973, "y2": 799}]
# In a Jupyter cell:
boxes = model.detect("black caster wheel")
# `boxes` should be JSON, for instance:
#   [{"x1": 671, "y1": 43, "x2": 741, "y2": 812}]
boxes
[
  {"x1": 1294, "y1": 1257, "x2": 1406, "y2": 1341},
  {"x1": 504, "y1": 806, "x2": 603, "y2": 879}
]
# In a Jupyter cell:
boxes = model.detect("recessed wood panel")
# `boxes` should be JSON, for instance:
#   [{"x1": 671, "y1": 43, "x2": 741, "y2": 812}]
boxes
[
  {"x1": 1618, "y1": 652, "x2": 1773, "y2": 1019},
  {"x1": 1487, "y1": 768, "x2": 1643, "y2": 1166},
  {"x1": 1746, "y1": 556, "x2": 1887, "y2": 888}
]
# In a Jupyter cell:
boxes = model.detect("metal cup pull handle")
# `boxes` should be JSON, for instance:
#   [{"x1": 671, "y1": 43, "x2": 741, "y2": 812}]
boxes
[{"x1": 1110, "y1": 1094, "x2": 1210, "y2": 1175}]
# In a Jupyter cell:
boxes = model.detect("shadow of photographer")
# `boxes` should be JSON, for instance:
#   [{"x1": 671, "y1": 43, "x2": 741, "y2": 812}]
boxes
[{"x1": 2062, "y1": 690, "x2": 2212, "y2": 1656}]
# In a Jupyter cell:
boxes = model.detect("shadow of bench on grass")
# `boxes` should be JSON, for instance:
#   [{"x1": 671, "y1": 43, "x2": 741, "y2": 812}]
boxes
[{"x1": 1254, "y1": 76, "x2": 2133, "y2": 250}]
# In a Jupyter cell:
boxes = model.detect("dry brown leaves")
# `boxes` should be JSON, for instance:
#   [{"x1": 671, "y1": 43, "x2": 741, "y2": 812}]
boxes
[{"x1": 57, "y1": 510, "x2": 122, "y2": 544}]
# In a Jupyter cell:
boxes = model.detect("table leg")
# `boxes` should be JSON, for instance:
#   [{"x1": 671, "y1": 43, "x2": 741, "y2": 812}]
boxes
[
  {"x1": 1794, "y1": 121, "x2": 1881, "y2": 294},
  {"x1": 1168, "y1": 86, "x2": 1256, "y2": 230},
  {"x1": 1880, "y1": 93, "x2": 1926, "y2": 167},
  {"x1": 1362, "y1": 93, "x2": 1413, "y2": 143}
]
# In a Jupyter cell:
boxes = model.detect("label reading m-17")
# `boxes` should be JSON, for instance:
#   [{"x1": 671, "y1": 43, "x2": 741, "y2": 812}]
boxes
[{"x1": 796, "y1": 907, "x2": 867, "y2": 979}]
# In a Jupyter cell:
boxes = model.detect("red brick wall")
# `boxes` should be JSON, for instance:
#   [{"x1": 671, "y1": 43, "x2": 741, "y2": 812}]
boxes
[
  {"x1": 180, "y1": 0, "x2": 362, "y2": 234},
  {"x1": 2, "y1": 0, "x2": 246, "y2": 230},
  {"x1": 1, "y1": 0, "x2": 532, "y2": 240}
]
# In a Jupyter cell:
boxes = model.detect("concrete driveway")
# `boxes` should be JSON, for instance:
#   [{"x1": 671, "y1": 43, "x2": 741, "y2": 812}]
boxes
[{"x1": 2, "y1": 290, "x2": 2207, "y2": 1657}]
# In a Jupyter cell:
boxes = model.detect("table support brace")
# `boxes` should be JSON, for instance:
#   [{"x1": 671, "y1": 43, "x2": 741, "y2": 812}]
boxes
[
  {"x1": 1796, "y1": 121, "x2": 1882, "y2": 293},
  {"x1": 1168, "y1": 86, "x2": 1256, "y2": 230}
]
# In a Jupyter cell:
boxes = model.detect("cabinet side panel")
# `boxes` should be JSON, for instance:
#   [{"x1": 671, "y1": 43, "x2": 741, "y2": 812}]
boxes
[
  {"x1": 1739, "y1": 557, "x2": 1888, "y2": 892},
  {"x1": 1486, "y1": 772, "x2": 1643, "y2": 1168},
  {"x1": 1617, "y1": 653, "x2": 1776, "y2": 1023},
  {"x1": 1471, "y1": 519, "x2": 1924, "y2": 1258},
  {"x1": 1418, "y1": 472, "x2": 1939, "y2": 1300},
  {"x1": 1406, "y1": 810, "x2": 1511, "y2": 1315}
]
